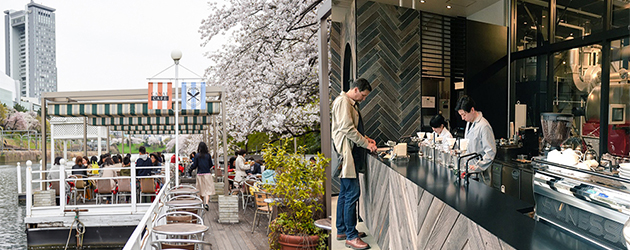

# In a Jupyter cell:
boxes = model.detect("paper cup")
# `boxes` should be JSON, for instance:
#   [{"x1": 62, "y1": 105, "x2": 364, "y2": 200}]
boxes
[
  {"x1": 459, "y1": 139, "x2": 469, "y2": 151},
  {"x1": 417, "y1": 132, "x2": 426, "y2": 139},
  {"x1": 426, "y1": 133, "x2": 435, "y2": 140},
  {"x1": 435, "y1": 137, "x2": 443, "y2": 143},
  {"x1": 446, "y1": 138, "x2": 456, "y2": 147}
]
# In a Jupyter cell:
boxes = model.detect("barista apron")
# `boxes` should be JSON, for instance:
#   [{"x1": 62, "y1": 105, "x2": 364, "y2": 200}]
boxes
[{"x1": 352, "y1": 103, "x2": 368, "y2": 174}]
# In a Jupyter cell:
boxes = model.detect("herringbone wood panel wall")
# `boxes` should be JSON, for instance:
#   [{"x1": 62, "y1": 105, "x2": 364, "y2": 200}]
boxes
[{"x1": 356, "y1": 1, "x2": 422, "y2": 143}]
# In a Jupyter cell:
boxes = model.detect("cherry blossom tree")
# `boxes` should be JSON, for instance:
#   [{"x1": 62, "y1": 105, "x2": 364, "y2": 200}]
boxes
[
  {"x1": 146, "y1": 136, "x2": 162, "y2": 146},
  {"x1": 200, "y1": 0, "x2": 322, "y2": 143},
  {"x1": 4, "y1": 112, "x2": 28, "y2": 131}
]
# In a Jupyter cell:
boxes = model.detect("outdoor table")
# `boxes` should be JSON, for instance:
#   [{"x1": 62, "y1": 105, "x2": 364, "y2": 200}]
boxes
[
  {"x1": 165, "y1": 199, "x2": 203, "y2": 208},
  {"x1": 169, "y1": 187, "x2": 199, "y2": 196},
  {"x1": 314, "y1": 218, "x2": 331, "y2": 231},
  {"x1": 153, "y1": 223, "x2": 208, "y2": 238}
]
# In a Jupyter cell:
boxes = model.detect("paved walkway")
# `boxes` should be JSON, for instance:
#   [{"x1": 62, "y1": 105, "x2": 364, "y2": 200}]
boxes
[{"x1": 331, "y1": 196, "x2": 381, "y2": 250}]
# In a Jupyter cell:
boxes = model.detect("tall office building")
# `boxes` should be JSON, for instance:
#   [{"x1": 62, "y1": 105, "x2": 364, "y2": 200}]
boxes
[{"x1": 4, "y1": 1, "x2": 57, "y2": 100}]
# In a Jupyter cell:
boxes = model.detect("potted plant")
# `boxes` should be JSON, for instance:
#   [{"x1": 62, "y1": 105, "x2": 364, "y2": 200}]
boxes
[{"x1": 262, "y1": 140, "x2": 329, "y2": 250}]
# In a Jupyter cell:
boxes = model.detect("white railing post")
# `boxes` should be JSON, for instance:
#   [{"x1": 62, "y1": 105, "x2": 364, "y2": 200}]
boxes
[
  {"x1": 165, "y1": 162, "x2": 171, "y2": 190},
  {"x1": 175, "y1": 160, "x2": 179, "y2": 187},
  {"x1": 17, "y1": 162, "x2": 22, "y2": 194},
  {"x1": 131, "y1": 163, "x2": 137, "y2": 212},
  {"x1": 60, "y1": 166, "x2": 66, "y2": 213},
  {"x1": 26, "y1": 166, "x2": 32, "y2": 217}
]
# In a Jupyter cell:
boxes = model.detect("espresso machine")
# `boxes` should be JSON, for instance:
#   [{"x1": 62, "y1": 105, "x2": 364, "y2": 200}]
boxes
[{"x1": 532, "y1": 112, "x2": 630, "y2": 250}]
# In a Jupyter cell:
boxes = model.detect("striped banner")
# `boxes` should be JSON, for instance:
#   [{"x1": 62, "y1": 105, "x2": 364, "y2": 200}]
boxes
[
  {"x1": 89, "y1": 116, "x2": 211, "y2": 126},
  {"x1": 148, "y1": 82, "x2": 172, "y2": 109},
  {"x1": 47, "y1": 102, "x2": 220, "y2": 117},
  {"x1": 182, "y1": 82, "x2": 206, "y2": 110},
  {"x1": 109, "y1": 125, "x2": 207, "y2": 131}
]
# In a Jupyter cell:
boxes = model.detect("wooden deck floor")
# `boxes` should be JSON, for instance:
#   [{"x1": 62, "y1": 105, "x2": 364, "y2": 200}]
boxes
[{"x1": 202, "y1": 199, "x2": 271, "y2": 250}]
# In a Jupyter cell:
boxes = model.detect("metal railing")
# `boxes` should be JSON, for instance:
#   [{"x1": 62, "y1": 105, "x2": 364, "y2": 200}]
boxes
[{"x1": 25, "y1": 162, "x2": 172, "y2": 217}]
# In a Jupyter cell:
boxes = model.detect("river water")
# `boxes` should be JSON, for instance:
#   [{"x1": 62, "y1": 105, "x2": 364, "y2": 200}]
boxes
[{"x1": 0, "y1": 162, "x2": 40, "y2": 249}]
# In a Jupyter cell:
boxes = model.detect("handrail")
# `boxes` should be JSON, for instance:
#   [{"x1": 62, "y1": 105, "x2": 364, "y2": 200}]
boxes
[
  {"x1": 122, "y1": 174, "x2": 172, "y2": 250},
  {"x1": 25, "y1": 162, "x2": 172, "y2": 217}
]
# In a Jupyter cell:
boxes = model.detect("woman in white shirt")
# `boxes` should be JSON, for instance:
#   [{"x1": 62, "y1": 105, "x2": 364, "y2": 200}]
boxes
[
  {"x1": 234, "y1": 149, "x2": 249, "y2": 183},
  {"x1": 430, "y1": 114, "x2": 452, "y2": 139}
]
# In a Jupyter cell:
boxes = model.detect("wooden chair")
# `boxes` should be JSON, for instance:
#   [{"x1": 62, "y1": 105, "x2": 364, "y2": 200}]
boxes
[
  {"x1": 251, "y1": 191, "x2": 273, "y2": 234},
  {"x1": 95, "y1": 179, "x2": 114, "y2": 204},
  {"x1": 140, "y1": 178, "x2": 157, "y2": 203},
  {"x1": 242, "y1": 179, "x2": 258, "y2": 209},
  {"x1": 71, "y1": 175, "x2": 86, "y2": 204},
  {"x1": 116, "y1": 178, "x2": 133, "y2": 203},
  {"x1": 154, "y1": 211, "x2": 204, "y2": 226}
]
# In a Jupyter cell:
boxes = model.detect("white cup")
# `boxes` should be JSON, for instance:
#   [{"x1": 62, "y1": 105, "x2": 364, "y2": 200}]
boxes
[
  {"x1": 446, "y1": 138, "x2": 456, "y2": 147},
  {"x1": 435, "y1": 137, "x2": 443, "y2": 143},
  {"x1": 426, "y1": 133, "x2": 435, "y2": 140},
  {"x1": 620, "y1": 163, "x2": 630, "y2": 170},
  {"x1": 417, "y1": 132, "x2": 426, "y2": 139},
  {"x1": 459, "y1": 139, "x2": 469, "y2": 151}
]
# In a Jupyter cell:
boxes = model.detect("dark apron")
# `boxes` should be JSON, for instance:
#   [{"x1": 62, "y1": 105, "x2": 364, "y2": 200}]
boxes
[{"x1": 352, "y1": 103, "x2": 368, "y2": 174}]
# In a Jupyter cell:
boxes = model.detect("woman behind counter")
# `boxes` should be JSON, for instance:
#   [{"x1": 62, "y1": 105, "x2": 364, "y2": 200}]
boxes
[{"x1": 430, "y1": 114, "x2": 452, "y2": 139}]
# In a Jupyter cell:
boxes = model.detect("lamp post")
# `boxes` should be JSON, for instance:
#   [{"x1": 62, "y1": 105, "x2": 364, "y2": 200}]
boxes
[{"x1": 172, "y1": 50, "x2": 182, "y2": 187}]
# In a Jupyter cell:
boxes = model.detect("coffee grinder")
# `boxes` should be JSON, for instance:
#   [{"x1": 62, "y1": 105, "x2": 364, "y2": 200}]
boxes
[{"x1": 540, "y1": 113, "x2": 574, "y2": 153}]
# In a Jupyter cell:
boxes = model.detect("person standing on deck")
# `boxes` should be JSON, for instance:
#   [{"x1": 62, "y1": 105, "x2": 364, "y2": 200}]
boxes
[
  {"x1": 188, "y1": 142, "x2": 215, "y2": 211},
  {"x1": 332, "y1": 78, "x2": 377, "y2": 250}
]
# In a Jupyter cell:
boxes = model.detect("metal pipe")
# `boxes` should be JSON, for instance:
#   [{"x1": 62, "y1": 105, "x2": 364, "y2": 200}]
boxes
[
  {"x1": 522, "y1": 0, "x2": 601, "y2": 18},
  {"x1": 558, "y1": 22, "x2": 586, "y2": 36},
  {"x1": 40, "y1": 97, "x2": 46, "y2": 191}
]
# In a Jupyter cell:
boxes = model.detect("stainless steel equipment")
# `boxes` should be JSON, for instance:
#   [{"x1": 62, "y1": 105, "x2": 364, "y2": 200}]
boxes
[
  {"x1": 533, "y1": 157, "x2": 630, "y2": 250},
  {"x1": 585, "y1": 84, "x2": 630, "y2": 123},
  {"x1": 541, "y1": 113, "x2": 574, "y2": 151}
]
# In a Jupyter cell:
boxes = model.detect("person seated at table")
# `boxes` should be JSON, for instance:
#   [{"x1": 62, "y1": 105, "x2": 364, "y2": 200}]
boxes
[
  {"x1": 100, "y1": 157, "x2": 118, "y2": 194},
  {"x1": 72, "y1": 156, "x2": 88, "y2": 176},
  {"x1": 188, "y1": 142, "x2": 215, "y2": 211},
  {"x1": 89, "y1": 156, "x2": 99, "y2": 175},
  {"x1": 48, "y1": 156, "x2": 66, "y2": 180},
  {"x1": 150, "y1": 153, "x2": 162, "y2": 175},
  {"x1": 246, "y1": 159, "x2": 263, "y2": 176},
  {"x1": 135, "y1": 146, "x2": 153, "y2": 177},
  {"x1": 120, "y1": 156, "x2": 131, "y2": 176}
]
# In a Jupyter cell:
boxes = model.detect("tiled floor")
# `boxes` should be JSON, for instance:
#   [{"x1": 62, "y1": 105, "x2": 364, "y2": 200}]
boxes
[{"x1": 331, "y1": 196, "x2": 381, "y2": 250}]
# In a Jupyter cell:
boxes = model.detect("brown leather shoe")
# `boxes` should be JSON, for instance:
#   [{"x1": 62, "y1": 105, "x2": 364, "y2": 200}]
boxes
[
  {"x1": 345, "y1": 238, "x2": 370, "y2": 250},
  {"x1": 337, "y1": 231, "x2": 367, "y2": 240}
]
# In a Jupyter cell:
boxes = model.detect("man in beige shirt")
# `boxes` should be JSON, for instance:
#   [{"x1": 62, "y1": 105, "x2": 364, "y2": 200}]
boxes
[{"x1": 332, "y1": 78, "x2": 376, "y2": 250}]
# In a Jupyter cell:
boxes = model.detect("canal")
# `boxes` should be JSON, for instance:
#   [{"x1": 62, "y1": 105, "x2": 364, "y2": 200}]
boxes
[{"x1": 0, "y1": 162, "x2": 40, "y2": 249}]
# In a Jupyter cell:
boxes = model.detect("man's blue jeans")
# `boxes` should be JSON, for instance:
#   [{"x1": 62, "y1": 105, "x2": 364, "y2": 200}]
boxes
[{"x1": 336, "y1": 177, "x2": 360, "y2": 240}]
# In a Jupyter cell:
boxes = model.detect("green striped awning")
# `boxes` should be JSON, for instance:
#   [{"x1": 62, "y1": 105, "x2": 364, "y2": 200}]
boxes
[
  {"x1": 90, "y1": 116, "x2": 211, "y2": 126},
  {"x1": 48, "y1": 102, "x2": 220, "y2": 117},
  {"x1": 110, "y1": 125, "x2": 207, "y2": 131},
  {"x1": 126, "y1": 130, "x2": 206, "y2": 135}
]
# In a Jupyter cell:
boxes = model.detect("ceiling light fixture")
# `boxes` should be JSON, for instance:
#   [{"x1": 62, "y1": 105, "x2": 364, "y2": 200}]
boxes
[
  {"x1": 420, "y1": 0, "x2": 425, "y2": 3},
  {"x1": 446, "y1": 5, "x2": 452, "y2": 9}
]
